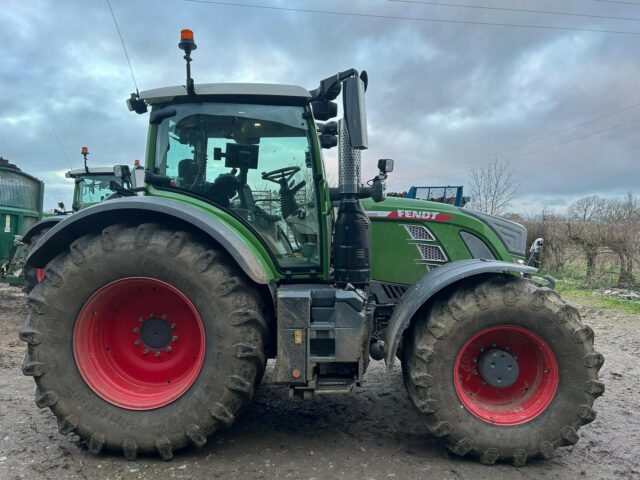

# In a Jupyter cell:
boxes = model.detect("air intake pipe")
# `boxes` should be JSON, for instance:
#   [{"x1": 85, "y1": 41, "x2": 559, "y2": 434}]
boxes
[{"x1": 333, "y1": 119, "x2": 371, "y2": 287}]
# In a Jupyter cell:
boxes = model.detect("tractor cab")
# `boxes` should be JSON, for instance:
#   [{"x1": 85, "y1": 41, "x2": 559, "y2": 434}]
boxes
[
  {"x1": 144, "y1": 87, "x2": 323, "y2": 269},
  {"x1": 66, "y1": 167, "x2": 122, "y2": 210}
]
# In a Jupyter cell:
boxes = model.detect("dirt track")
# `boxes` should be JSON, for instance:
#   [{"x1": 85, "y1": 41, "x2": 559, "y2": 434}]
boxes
[{"x1": 1, "y1": 283, "x2": 638, "y2": 480}]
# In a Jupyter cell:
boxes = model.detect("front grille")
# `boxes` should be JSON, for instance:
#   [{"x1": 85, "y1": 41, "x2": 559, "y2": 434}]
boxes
[
  {"x1": 404, "y1": 224, "x2": 435, "y2": 241},
  {"x1": 416, "y1": 244, "x2": 448, "y2": 262}
]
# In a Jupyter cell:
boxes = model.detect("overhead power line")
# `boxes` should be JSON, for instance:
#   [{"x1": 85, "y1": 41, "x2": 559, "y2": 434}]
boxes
[
  {"x1": 184, "y1": 0, "x2": 640, "y2": 35},
  {"x1": 433, "y1": 116, "x2": 640, "y2": 181},
  {"x1": 106, "y1": 0, "x2": 139, "y2": 93},
  {"x1": 390, "y1": 0, "x2": 640, "y2": 22},
  {"x1": 594, "y1": 0, "x2": 640, "y2": 6},
  {"x1": 416, "y1": 102, "x2": 640, "y2": 179}
]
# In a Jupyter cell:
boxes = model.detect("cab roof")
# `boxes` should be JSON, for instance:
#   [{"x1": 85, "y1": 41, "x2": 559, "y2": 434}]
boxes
[
  {"x1": 66, "y1": 167, "x2": 116, "y2": 178},
  {"x1": 140, "y1": 83, "x2": 312, "y2": 106}
]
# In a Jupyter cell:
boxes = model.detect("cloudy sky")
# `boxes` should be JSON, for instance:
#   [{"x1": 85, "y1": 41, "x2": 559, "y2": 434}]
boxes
[{"x1": 1, "y1": 0, "x2": 639, "y2": 214}]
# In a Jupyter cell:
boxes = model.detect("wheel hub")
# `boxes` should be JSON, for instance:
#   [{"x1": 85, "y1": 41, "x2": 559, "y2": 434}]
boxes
[
  {"x1": 140, "y1": 316, "x2": 173, "y2": 350},
  {"x1": 479, "y1": 349, "x2": 519, "y2": 388}
]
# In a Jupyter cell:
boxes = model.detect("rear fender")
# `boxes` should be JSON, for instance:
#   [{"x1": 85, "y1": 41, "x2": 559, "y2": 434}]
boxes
[
  {"x1": 383, "y1": 259, "x2": 536, "y2": 369},
  {"x1": 26, "y1": 197, "x2": 276, "y2": 285},
  {"x1": 21, "y1": 216, "x2": 66, "y2": 244}
]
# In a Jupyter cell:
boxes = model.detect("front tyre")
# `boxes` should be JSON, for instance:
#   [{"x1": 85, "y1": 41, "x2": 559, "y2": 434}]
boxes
[
  {"x1": 20, "y1": 223, "x2": 268, "y2": 459},
  {"x1": 402, "y1": 275, "x2": 605, "y2": 465}
]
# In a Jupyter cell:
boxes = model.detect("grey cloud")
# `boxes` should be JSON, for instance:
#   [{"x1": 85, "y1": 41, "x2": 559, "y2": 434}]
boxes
[{"x1": 0, "y1": 0, "x2": 637, "y2": 214}]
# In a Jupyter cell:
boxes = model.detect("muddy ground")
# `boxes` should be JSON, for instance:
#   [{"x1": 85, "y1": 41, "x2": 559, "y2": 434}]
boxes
[{"x1": 0, "y1": 283, "x2": 638, "y2": 480}]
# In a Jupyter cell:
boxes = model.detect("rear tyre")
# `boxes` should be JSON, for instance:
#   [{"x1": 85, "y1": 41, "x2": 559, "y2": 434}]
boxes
[
  {"x1": 23, "y1": 229, "x2": 49, "y2": 293},
  {"x1": 402, "y1": 275, "x2": 604, "y2": 465},
  {"x1": 20, "y1": 223, "x2": 268, "y2": 459}
]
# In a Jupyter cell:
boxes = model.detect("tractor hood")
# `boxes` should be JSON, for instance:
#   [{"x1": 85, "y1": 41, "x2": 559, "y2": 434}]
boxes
[{"x1": 362, "y1": 197, "x2": 526, "y2": 286}]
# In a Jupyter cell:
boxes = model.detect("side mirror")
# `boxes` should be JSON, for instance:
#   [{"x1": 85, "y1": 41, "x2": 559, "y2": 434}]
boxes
[
  {"x1": 377, "y1": 159, "x2": 394, "y2": 174},
  {"x1": 342, "y1": 75, "x2": 368, "y2": 150}
]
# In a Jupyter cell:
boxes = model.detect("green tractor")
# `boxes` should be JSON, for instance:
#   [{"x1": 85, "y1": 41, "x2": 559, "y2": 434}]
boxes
[
  {"x1": 16, "y1": 147, "x2": 136, "y2": 291},
  {"x1": 21, "y1": 30, "x2": 603, "y2": 465}
]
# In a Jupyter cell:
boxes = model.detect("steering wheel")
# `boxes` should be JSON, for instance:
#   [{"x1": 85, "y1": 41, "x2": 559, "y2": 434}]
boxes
[
  {"x1": 261, "y1": 166, "x2": 307, "y2": 219},
  {"x1": 261, "y1": 166, "x2": 301, "y2": 186}
]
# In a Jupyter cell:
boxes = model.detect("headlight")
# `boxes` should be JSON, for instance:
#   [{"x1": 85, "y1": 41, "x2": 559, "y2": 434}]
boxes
[{"x1": 467, "y1": 211, "x2": 527, "y2": 256}]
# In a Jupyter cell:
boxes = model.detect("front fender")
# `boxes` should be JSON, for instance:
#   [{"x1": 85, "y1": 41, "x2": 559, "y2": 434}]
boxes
[
  {"x1": 26, "y1": 197, "x2": 276, "y2": 285},
  {"x1": 384, "y1": 259, "x2": 536, "y2": 369}
]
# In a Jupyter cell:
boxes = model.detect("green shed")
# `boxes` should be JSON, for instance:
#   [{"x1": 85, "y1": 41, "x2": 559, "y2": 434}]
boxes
[{"x1": 0, "y1": 163, "x2": 44, "y2": 264}]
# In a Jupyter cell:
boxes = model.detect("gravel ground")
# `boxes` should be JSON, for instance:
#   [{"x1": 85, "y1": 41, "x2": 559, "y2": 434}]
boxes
[{"x1": 0, "y1": 283, "x2": 638, "y2": 480}]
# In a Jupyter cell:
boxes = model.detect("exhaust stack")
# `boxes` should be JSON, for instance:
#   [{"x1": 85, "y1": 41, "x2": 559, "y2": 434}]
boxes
[{"x1": 333, "y1": 120, "x2": 371, "y2": 287}]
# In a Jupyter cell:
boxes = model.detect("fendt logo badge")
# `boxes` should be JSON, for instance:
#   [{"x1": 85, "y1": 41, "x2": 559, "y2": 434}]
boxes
[{"x1": 367, "y1": 210, "x2": 454, "y2": 222}]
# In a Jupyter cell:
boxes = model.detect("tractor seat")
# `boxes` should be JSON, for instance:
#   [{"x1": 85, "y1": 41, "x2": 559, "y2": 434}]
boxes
[{"x1": 178, "y1": 158, "x2": 197, "y2": 187}]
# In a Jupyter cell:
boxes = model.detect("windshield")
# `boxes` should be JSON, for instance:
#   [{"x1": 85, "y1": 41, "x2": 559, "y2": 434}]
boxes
[
  {"x1": 77, "y1": 175, "x2": 119, "y2": 207},
  {"x1": 154, "y1": 102, "x2": 320, "y2": 269}
]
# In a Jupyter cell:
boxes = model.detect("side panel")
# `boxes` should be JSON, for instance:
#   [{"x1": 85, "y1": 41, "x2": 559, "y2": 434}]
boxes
[
  {"x1": 364, "y1": 197, "x2": 520, "y2": 286},
  {"x1": 26, "y1": 196, "x2": 278, "y2": 285},
  {"x1": 383, "y1": 259, "x2": 536, "y2": 369}
]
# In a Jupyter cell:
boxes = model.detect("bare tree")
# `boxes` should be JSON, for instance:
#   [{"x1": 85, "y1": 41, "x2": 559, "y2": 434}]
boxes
[
  {"x1": 601, "y1": 193, "x2": 640, "y2": 286},
  {"x1": 565, "y1": 196, "x2": 609, "y2": 282},
  {"x1": 566, "y1": 221, "x2": 603, "y2": 282},
  {"x1": 467, "y1": 159, "x2": 520, "y2": 215},
  {"x1": 567, "y1": 195, "x2": 606, "y2": 222}
]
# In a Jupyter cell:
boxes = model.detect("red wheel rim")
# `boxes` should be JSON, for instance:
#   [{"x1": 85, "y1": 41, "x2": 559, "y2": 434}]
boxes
[
  {"x1": 454, "y1": 325, "x2": 558, "y2": 426},
  {"x1": 73, "y1": 277, "x2": 206, "y2": 410}
]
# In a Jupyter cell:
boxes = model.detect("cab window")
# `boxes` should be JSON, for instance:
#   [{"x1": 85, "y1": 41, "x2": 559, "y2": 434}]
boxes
[{"x1": 155, "y1": 103, "x2": 320, "y2": 269}]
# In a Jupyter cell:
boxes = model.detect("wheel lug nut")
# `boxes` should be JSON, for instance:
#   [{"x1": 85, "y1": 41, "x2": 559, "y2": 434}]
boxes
[
  {"x1": 172, "y1": 335, "x2": 178, "y2": 342},
  {"x1": 132, "y1": 327, "x2": 140, "y2": 333},
  {"x1": 134, "y1": 339, "x2": 141, "y2": 346},
  {"x1": 166, "y1": 346, "x2": 172, "y2": 353},
  {"x1": 155, "y1": 351, "x2": 161, "y2": 358},
  {"x1": 142, "y1": 348, "x2": 149, "y2": 355},
  {"x1": 162, "y1": 314, "x2": 168, "y2": 320},
  {"x1": 138, "y1": 316, "x2": 144, "y2": 323},
  {"x1": 170, "y1": 323, "x2": 176, "y2": 330}
]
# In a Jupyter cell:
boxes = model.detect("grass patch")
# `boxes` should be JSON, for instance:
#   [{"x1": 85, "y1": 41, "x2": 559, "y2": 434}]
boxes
[{"x1": 555, "y1": 281, "x2": 640, "y2": 315}]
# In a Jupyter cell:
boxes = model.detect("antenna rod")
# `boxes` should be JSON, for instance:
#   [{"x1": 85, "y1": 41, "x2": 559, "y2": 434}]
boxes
[
  {"x1": 51, "y1": 125, "x2": 73, "y2": 170},
  {"x1": 106, "y1": 0, "x2": 139, "y2": 94}
]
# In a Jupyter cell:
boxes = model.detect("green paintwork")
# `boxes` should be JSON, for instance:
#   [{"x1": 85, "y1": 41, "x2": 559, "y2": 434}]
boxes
[
  {"x1": 139, "y1": 100, "x2": 519, "y2": 287},
  {"x1": 143, "y1": 104, "x2": 332, "y2": 281},
  {"x1": 0, "y1": 167, "x2": 44, "y2": 264},
  {"x1": 363, "y1": 196, "x2": 519, "y2": 286},
  {"x1": 148, "y1": 186, "x2": 281, "y2": 281}
]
